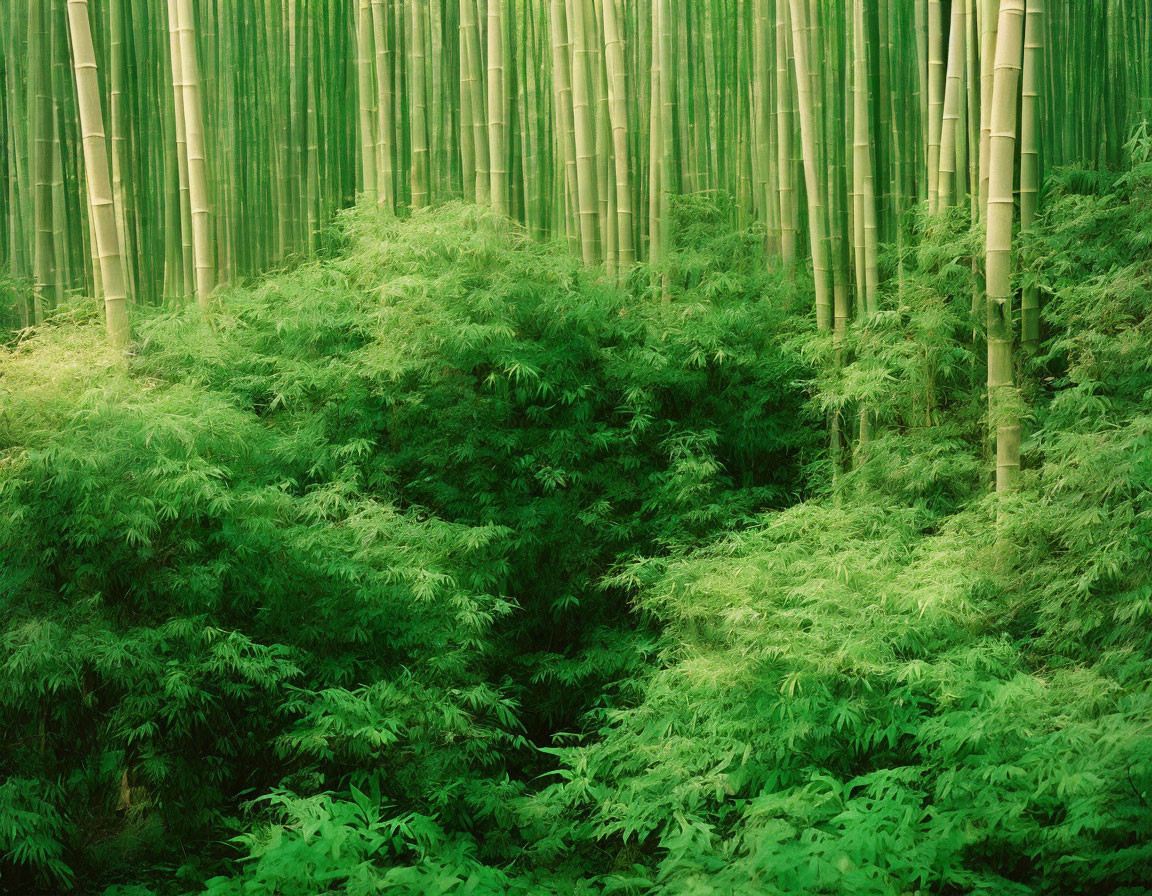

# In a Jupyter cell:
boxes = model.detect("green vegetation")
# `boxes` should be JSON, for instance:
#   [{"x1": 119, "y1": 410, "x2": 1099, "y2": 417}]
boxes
[
  {"x1": 3, "y1": 169, "x2": 1152, "y2": 893},
  {"x1": 4, "y1": 1, "x2": 1152, "y2": 893},
  {"x1": 1, "y1": 201, "x2": 813, "y2": 892},
  {"x1": 0, "y1": 268, "x2": 28, "y2": 336}
]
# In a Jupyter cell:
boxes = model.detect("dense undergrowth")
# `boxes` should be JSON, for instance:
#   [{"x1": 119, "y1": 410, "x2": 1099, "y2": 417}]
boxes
[
  {"x1": 0, "y1": 268, "x2": 29, "y2": 337},
  {"x1": 0, "y1": 199, "x2": 813, "y2": 892},
  {"x1": 2, "y1": 168, "x2": 1152, "y2": 895}
]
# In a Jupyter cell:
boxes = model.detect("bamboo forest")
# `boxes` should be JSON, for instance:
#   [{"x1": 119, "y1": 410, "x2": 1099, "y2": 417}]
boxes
[{"x1": 4, "y1": 0, "x2": 1152, "y2": 892}]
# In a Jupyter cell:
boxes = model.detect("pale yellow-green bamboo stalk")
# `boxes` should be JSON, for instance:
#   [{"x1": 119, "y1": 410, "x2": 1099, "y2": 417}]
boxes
[
  {"x1": 409, "y1": 0, "x2": 430, "y2": 208},
  {"x1": 853, "y1": 0, "x2": 878, "y2": 316},
  {"x1": 165, "y1": 0, "x2": 194, "y2": 298},
  {"x1": 987, "y1": 0, "x2": 1025, "y2": 493},
  {"x1": 372, "y1": 0, "x2": 396, "y2": 210},
  {"x1": 938, "y1": 0, "x2": 966, "y2": 210},
  {"x1": 461, "y1": 0, "x2": 490, "y2": 204},
  {"x1": 570, "y1": 0, "x2": 601, "y2": 265},
  {"x1": 1020, "y1": 0, "x2": 1044, "y2": 353},
  {"x1": 926, "y1": 0, "x2": 945, "y2": 212},
  {"x1": 488, "y1": 0, "x2": 509, "y2": 214},
  {"x1": 176, "y1": 0, "x2": 215, "y2": 306},
  {"x1": 776, "y1": 0, "x2": 798, "y2": 266},
  {"x1": 357, "y1": 0, "x2": 378, "y2": 201},
  {"x1": 978, "y1": 0, "x2": 998, "y2": 221},
  {"x1": 66, "y1": 0, "x2": 129, "y2": 346},
  {"x1": 30, "y1": 0, "x2": 55, "y2": 322},
  {"x1": 965, "y1": 0, "x2": 980, "y2": 217},
  {"x1": 788, "y1": 0, "x2": 832, "y2": 331},
  {"x1": 648, "y1": 0, "x2": 664, "y2": 274},
  {"x1": 550, "y1": 0, "x2": 580, "y2": 255},
  {"x1": 602, "y1": 0, "x2": 634, "y2": 271}
]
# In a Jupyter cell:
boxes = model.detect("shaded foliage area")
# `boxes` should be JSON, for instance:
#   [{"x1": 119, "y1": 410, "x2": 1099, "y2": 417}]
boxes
[
  {"x1": 0, "y1": 201, "x2": 812, "y2": 892},
  {"x1": 0, "y1": 266, "x2": 29, "y2": 335}
]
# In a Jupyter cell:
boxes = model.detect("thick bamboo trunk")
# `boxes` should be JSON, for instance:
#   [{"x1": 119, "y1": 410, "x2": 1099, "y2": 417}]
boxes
[
  {"x1": 550, "y1": 0, "x2": 579, "y2": 254},
  {"x1": 487, "y1": 0, "x2": 509, "y2": 215},
  {"x1": 852, "y1": 0, "x2": 878, "y2": 317},
  {"x1": 648, "y1": 0, "x2": 664, "y2": 273},
  {"x1": 357, "y1": 0, "x2": 378, "y2": 201},
  {"x1": 1020, "y1": 0, "x2": 1044, "y2": 353},
  {"x1": 788, "y1": 0, "x2": 832, "y2": 331},
  {"x1": 30, "y1": 0, "x2": 55, "y2": 322},
  {"x1": 658, "y1": 0, "x2": 673, "y2": 299},
  {"x1": 570, "y1": 0, "x2": 601, "y2": 265},
  {"x1": 926, "y1": 0, "x2": 945, "y2": 212},
  {"x1": 602, "y1": 0, "x2": 634, "y2": 271},
  {"x1": 176, "y1": 0, "x2": 215, "y2": 306},
  {"x1": 66, "y1": 0, "x2": 129, "y2": 346},
  {"x1": 372, "y1": 0, "x2": 396, "y2": 210},
  {"x1": 409, "y1": 0, "x2": 430, "y2": 208},
  {"x1": 461, "y1": 0, "x2": 490, "y2": 204},
  {"x1": 987, "y1": 0, "x2": 1025, "y2": 493},
  {"x1": 165, "y1": 0, "x2": 194, "y2": 298},
  {"x1": 939, "y1": 0, "x2": 966, "y2": 210},
  {"x1": 914, "y1": 0, "x2": 929, "y2": 203},
  {"x1": 776, "y1": 0, "x2": 798, "y2": 266}
]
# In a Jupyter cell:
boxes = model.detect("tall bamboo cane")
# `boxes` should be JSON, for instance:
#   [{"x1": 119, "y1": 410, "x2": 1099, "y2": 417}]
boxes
[{"x1": 66, "y1": 0, "x2": 129, "y2": 345}]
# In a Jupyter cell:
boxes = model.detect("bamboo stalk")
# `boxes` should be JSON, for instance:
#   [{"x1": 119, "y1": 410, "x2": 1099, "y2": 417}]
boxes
[
  {"x1": 987, "y1": 0, "x2": 1025, "y2": 494},
  {"x1": 66, "y1": 0, "x2": 129, "y2": 345}
]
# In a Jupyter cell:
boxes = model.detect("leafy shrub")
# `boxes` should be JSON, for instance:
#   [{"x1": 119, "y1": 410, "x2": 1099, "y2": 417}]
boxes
[
  {"x1": 530, "y1": 174, "x2": 1152, "y2": 894},
  {"x1": 137, "y1": 201, "x2": 814, "y2": 733},
  {"x1": 0, "y1": 322, "x2": 519, "y2": 890},
  {"x1": 0, "y1": 265, "x2": 30, "y2": 335},
  {"x1": 7, "y1": 170, "x2": 1150, "y2": 895},
  {"x1": 0, "y1": 200, "x2": 812, "y2": 890}
]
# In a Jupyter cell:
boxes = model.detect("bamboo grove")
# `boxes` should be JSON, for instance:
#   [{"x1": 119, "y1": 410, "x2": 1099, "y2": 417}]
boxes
[{"x1": 2, "y1": 1, "x2": 1152, "y2": 476}]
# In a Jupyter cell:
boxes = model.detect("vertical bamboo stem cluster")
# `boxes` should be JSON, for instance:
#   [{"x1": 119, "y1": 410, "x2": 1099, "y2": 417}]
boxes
[
  {"x1": 1, "y1": 1, "x2": 1143, "y2": 296},
  {"x1": 0, "y1": 0, "x2": 1147, "y2": 465}
]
